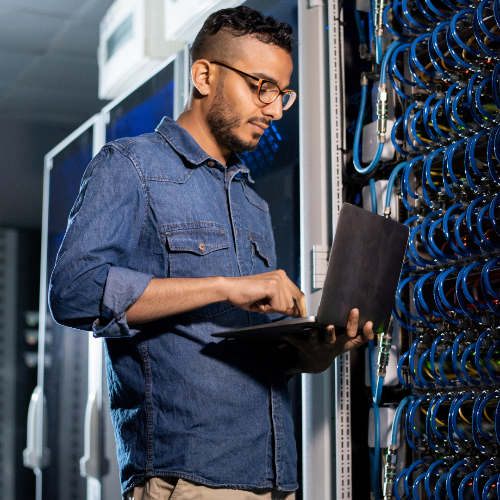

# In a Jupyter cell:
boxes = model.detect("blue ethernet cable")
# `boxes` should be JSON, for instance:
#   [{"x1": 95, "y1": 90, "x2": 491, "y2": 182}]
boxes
[
  {"x1": 430, "y1": 335, "x2": 446, "y2": 388},
  {"x1": 472, "y1": 392, "x2": 489, "y2": 450},
  {"x1": 412, "y1": 110, "x2": 430, "y2": 148},
  {"x1": 436, "y1": 267, "x2": 464, "y2": 318},
  {"x1": 408, "y1": 55, "x2": 429, "y2": 90},
  {"x1": 487, "y1": 126, "x2": 500, "y2": 185},
  {"x1": 477, "y1": 0, "x2": 500, "y2": 41},
  {"x1": 474, "y1": 78, "x2": 496, "y2": 121},
  {"x1": 412, "y1": 472, "x2": 427, "y2": 500},
  {"x1": 391, "y1": 118, "x2": 406, "y2": 156},
  {"x1": 423, "y1": 94, "x2": 441, "y2": 142},
  {"x1": 431, "y1": 22, "x2": 458, "y2": 68},
  {"x1": 403, "y1": 156, "x2": 424, "y2": 201},
  {"x1": 409, "y1": 337, "x2": 426, "y2": 388},
  {"x1": 466, "y1": 72, "x2": 486, "y2": 126},
  {"x1": 354, "y1": 8, "x2": 367, "y2": 45},
  {"x1": 415, "y1": 271, "x2": 441, "y2": 316},
  {"x1": 466, "y1": 198, "x2": 490, "y2": 251},
  {"x1": 476, "y1": 390, "x2": 498, "y2": 443},
  {"x1": 493, "y1": 62, "x2": 500, "y2": 110},
  {"x1": 403, "y1": 0, "x2": 428, "y2": 28},
  {"x1": 475, "y1": 330, "x2": 493, "y2": 386},
  {"x1": 397, "y1": 351, "x2": 412, "y2": 387},
  {"x1": 438, "y1": 347, "x2": 457, "y2": 387},
  {"x1": 428, "y1": 39, "x2": 451, "y2": 80},
  {"x1": 409, "y1": 224, "x2": 438, "y2": 268},
  {"x1": 406, "y1": 398, "x2": 420, "y2": 450},
  {"x1": 414, "y1": 0, "x2": 441, "y2": 22},
  {"x1": 434, "y1": 472, "x2": 450, "y2": 500},
  {"x1": 392, "y1": 0, "x2": 420, "y2": 33},
  {"x1": 486, "y1": 339, "x2": 500, "y2": 383},
  {"x1": 390, "y1": 44, "x2": 414, "y2": 86},
  {"x1": 431, "y1": 99, "x2": 450, "y2": 139},
  {"x1": 467, "y1": 130, "x2": 488, "y2": 179},
  {"x1": 489, "y1": 192, "x2": 500, "y2": 236},
  {"x1": 396, "y1": 276, "x2": 420, "y2": 322},
  {"x1": 428, "y1": 217, "x2": 458, "y2": 263},
  {"x1": 420, "y1": 212, "x2": 445, "y2": 260},
  {"x1": 425, "y1": 0, "x2": 451, "y2": 19},
  {"x1": 482, "y1": 474, "x2": 499, "y2": 500},
  {"x1": 391, "y1": 395, "x2": 414, "y2": 446},
  {"x1": 353, "y1": 41, "x2": 402, "y2": 174},
  {"x1": 452, "y1": 333, "x2": 469, "y2": 385},
  {"x1": 481, "y1": 258, "x2": 500, "y2": 307},
  {"x1": 451, "y1": 88, "x2": 470, "y2": 130},
  {"x1": 450, "y1": 9, "x2": 480, "y2": 55},
  {"x1": 477, "y1": 204, "x2": 500, "y2": 254},
  {"x1": 473, "y1": 6, "x2": 498, "y2": 58},
  {"x1": 394, "y1": 469, "x2": 408, "y2": 500},
  {"x1": 385, "y1": 161, "x2": 407, "y2": 211},
  {"x1": 442, "y1": 205, "x2": 467, "y2": 257},
  {"x1": 417, "y1": 349, "x2": 435, "y2": 389},
  {"x1": 422, "y1": 152, "x2": 445, "y2": 209},
  {"x1": 404, "y1": 459, "x2": 426, "y2": 499},
  {"x1": 371, "y1": 401, "x2": 381, "y2": 500},
  {"x1": 383, "y1": 4, "x2": 408, "y2": 40},
  {"x1": 389, "y1": 66, "x2": 411, "y2": 102},
  {"x1": 494, "y1": 0, "x2": 500, "y2": 31},
  {"x1": 458, "y1": 472, "x2": 476, "y2": 500},
  {"x1": 461, "y1": 343, "x2": 481, "y2": 385},
  {"x1": 450, "y1": 393, "x2": 473, "y2": 441},
  {"x1": 496, "y1": 398, "x2": 500, "y2": 445},
  {"x1": 446, "y1": 459, "x2": 468, "y2": 500},
  {"x1": 425, "y1": 458, "x2": 444, "y2": 498},
  {"x1": 410, "y1": 33, "x2": 435, "y2": 77},
  {"x1": 445, "y1": 22, "x2": 472, "y2": 69},
  {"x1": 426, "y1": 396, "x2": 441, "y2": 451},
  {"x1": 473, "y1": 459, "x2": 495, "y2": 500},
  {"x1": 404, "y1": 103, "x2": 421, "y2": 151},
  {"x1": 454, "y1": 212, "x2": 482, "y2": 257},
  {"x1": 410, "y1": 394, "x2": 430, "y2": 442},
  {"x1": 431, "y1": 393, "x2": 450, "y2": 441},
  {"x1": 446, "y1": 139, "x2": 467, "y2": 187},
  {"x1": 369, "y1": 178, "x2": 378, "y2": 214},
  {"x1": 448, "y1": 394, "x2": 464, "y2": 452},
  {"x1": 460, "y1": 261, "x2": 488, "y2": 311},
  {"x1": 434, "y1": 269, "x2": 462, "y2": 324},
  {"x1": 445, "y1": 83, "x2": 464, "y2": 135}
]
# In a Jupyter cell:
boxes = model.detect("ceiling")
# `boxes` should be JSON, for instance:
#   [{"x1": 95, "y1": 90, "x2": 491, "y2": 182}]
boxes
[{"x1": 0, "y1": 0, "x2": 116, "y2": 126}]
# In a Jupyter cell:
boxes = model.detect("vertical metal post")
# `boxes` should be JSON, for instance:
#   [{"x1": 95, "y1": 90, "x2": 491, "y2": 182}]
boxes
[
  {"x1": 298, "y1": 0, "x2": 333, "y2": 498},
  {"x1": 327, "y1": 0, "x2": 351, "y2": 497}
]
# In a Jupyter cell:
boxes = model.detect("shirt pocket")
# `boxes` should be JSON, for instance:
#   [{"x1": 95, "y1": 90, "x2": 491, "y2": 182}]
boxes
[
  {"x1": 248, "y1": 231, "x2": 272, "y2": 275},
  {"x1": 159, "y1": 222, "x2": 236, "y2": 317}
]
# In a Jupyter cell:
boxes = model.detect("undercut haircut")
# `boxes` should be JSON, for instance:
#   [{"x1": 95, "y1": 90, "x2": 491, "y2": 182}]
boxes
[{"x1": 191, "y1": 6, "x2": 294, "y2": 65}]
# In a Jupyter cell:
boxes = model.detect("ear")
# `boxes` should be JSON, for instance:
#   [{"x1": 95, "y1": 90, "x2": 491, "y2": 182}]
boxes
[{"x1": 191, "y1": 59, "x2": 215, "y2": 97}]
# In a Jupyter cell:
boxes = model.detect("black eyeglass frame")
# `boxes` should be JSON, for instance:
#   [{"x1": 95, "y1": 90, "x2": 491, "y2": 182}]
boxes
[{"x1": 210, "y1": 60, "x2": 297, "y2": 110}]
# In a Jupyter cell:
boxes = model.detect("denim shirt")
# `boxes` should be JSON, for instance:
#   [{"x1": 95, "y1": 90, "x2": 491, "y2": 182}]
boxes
[{"x1": 49, "y1": 117, "x2": 298, "y2": 497}]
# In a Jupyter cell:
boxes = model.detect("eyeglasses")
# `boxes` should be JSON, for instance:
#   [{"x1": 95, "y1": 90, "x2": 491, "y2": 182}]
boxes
[{"x1": 210, "y1": 61, "x2": 297, "y2": 111}]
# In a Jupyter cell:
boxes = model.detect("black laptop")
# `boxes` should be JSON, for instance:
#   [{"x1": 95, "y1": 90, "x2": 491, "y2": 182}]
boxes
[{"x1": 211, "y1": 203, "x2": 409, "y2": 341}]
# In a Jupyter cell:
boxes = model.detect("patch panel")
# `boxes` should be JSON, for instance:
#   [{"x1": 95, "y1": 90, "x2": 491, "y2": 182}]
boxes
[{"x1": 349, "y1": 0, "x2": 500, "y2": 497}]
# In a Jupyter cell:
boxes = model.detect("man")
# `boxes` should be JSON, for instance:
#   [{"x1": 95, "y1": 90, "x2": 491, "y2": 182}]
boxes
[{"x1": 50, "y1": 6, "x2": 373, "y2": 500}]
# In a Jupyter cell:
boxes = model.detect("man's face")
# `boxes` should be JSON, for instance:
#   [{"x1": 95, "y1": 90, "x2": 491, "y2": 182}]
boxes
[{"x1": 206, "y1": 38, "x2": 293, "y2": 154}]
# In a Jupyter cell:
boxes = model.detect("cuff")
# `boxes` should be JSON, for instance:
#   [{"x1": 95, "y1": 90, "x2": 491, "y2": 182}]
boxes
[{"x1": 93, "y1": 267, "x2": 154, "y2": 338}]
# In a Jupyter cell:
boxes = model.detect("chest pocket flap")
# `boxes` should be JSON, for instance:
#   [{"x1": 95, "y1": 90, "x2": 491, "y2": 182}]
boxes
[{"x1": 165, "y1": 228, "x2": 229, "y2": 255}]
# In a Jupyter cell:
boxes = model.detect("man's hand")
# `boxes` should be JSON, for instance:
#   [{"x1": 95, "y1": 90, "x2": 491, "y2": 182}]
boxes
[
  {"x1": 282, "y1": 308, "x2": 374, "y2": 375},
  {"x1": 223, "y1": 270, "x2": 307, "y2": 318}
]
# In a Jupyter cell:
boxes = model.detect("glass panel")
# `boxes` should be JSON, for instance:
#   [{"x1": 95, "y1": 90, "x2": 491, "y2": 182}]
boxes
[
  {"x1": 106, "y1": 62, "x2": 175, "y2": 141},
  {"x1": 107, "y1": 14, "x2": 134, "y2": 62},
  {"x1": 240, "y1": 0, "x2": 300, "y2": 288},
  {"x1": 43, "y1": 128, "x2": 93, "y2": 500}
]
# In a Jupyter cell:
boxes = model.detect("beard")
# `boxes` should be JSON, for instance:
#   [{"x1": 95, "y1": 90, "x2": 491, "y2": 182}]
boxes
[{"x1": 206, "y1": 80, "x2": 262, "y2": 154}]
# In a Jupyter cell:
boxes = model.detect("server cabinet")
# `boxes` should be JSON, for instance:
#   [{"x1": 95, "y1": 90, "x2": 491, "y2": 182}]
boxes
[{"x1": 27, "y1": 116, "x2": 103, "y2": 500}]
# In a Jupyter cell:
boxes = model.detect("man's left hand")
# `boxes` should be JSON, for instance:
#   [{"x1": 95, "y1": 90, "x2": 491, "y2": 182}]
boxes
[{"x1": 282, "y1": 308, "x2": 374, "y2": 375}]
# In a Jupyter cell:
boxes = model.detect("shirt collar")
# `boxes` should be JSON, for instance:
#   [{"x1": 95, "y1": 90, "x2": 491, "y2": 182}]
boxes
[{"x1": 155, "y1": 117, "x2": 254, "y2": 183}]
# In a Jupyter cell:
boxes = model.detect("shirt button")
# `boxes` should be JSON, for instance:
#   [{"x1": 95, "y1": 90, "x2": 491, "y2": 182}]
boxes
[
  {"x1": 199, "y1": 242, "x2": 206, "y2": 251},
  {"x1": 235, "y1": 229, "x2": 238, "y2": 235},
  {"x1": 207, "y1": 160, "x2": 215, "y2": 166}
]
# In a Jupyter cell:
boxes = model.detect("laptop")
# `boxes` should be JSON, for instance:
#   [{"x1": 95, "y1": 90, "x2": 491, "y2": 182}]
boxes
[{"x1": 211, "y1": 203, "x2": 409, "y2": 342}]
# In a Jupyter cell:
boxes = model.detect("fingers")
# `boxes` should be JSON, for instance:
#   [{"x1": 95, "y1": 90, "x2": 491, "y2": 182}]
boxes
[
  {"x1": 346, "y1": 308, "x2": 360, "y2": 337},
  {"x1": 362, "y1": 321, "x2": 375, "y2": 342},
  {"x1": 294, "y1": 291, "x2": 307, "y2": 317},
  {"x1": 325, "y1": 325, "x2": 335, "y2": 344}
]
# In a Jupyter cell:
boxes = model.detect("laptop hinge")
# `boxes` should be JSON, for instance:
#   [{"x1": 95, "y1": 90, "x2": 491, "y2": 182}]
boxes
[{"x1": 312, "y1": 245, "x2": 330, "y2": 289}]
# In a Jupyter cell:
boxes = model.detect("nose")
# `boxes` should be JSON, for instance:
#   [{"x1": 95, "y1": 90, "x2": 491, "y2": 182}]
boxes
[{"x1": 263, "y1": 95, "x2": 283, "y2": 121}]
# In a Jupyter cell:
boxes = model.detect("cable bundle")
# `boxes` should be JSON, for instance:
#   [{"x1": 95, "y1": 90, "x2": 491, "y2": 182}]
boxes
[{"x1": 352, "y1": 0, "x2": 500, "y2": 497}]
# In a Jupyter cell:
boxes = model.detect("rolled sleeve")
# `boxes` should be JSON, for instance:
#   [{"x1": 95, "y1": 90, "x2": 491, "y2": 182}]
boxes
[
  {"x1": 49, "y1": 145, "x2": 150, "y2": 337},
  {"x1": 93, "y1": 267, "x2": 154, "y2": 338}
]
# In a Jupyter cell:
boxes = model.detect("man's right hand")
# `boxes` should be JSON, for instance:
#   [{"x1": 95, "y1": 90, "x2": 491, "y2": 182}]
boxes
[{"x1": 223, "y1": 270, "x2": 307, "y2": 318}]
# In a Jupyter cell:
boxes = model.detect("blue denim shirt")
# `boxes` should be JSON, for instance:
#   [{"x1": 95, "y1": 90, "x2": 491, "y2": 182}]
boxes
[{"x1": 49, "y1": 117, "x2": 298, "y2": 497}]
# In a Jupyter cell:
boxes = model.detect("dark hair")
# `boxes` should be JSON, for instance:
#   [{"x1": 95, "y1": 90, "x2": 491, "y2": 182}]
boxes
[{"x1": 191, "y1": 6, "x2": 294, "y2": 63}]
